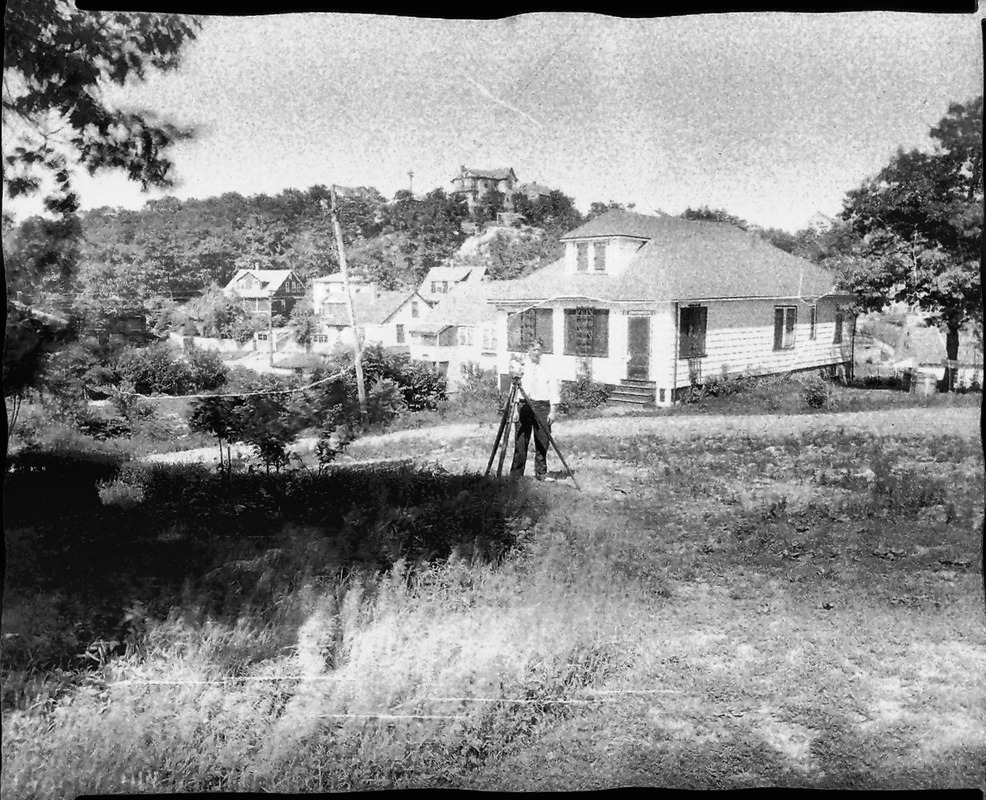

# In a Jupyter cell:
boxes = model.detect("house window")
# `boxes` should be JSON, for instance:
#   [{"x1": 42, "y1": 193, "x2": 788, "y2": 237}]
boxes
[
  {"x1": 396, "y1": 324, "x2": 405, "y2": 344},
  {"x1": 482, "y1": 325, "x2": 497, "y2": 352},
  {"x1": 809, "y1": 305, "x2": 817, "y2": 340},
  {"x1": 457, "y1": 326, "x2": 474, "y2": 346},
  {"x1": 678, "y1": 305, "x2": 707, "y2": 358},
  {"x1": 256, "y1": 332, "x2": 269, "y2": 342},
  {"x1": 564, "y1": 308, "x2": 609, "y2": 357},
  {"x1": 411, "y1": 301, "x2": 420, "y2": 318},
  {"x1": 593, "y1": 241, "x2": 606, "y2": 272},
  {"x1": 576, "y1": 242, "x2": 589, "y2": 272},
  {"x1": 507, "y1": 308, "x2": 553, "y2": 353},
  {"x1": 834, "y1": 310, "x2": 844, "y2": 344},
  {"x1": 774, "y1": 306, "x2": 797, "y2": 350}
]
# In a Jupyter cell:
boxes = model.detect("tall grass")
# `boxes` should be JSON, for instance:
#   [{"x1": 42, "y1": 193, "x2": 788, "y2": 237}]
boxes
[{"x1": 3, "y1": 403, "x2": 983, "y2": 794}]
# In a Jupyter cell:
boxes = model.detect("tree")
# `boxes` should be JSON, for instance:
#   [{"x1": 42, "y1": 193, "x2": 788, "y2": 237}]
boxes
[
  {"x1": 473, "y1": 188, "x2": 506, "y2": 225},
  {"x1": 587, "y1": 200, "x2": 633, "y2": 220},
  {"x1": 4, "y1": 1, "x2": 201, "y2": 456},
  {"x1": 3, "y1": 0, "x2": 201, "y2": 216},
  {"x1": 289, "y1": 297, "x2": 318, "y2": 351},
  {"x1": 680, "y1": 206, "x2": 748, "y2": 229},
  {"x1": 837, "y1": 97, "x2": 982, "y2": 391}
]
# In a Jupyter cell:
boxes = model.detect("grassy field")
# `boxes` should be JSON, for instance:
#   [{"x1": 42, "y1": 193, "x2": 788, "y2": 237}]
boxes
[{"x1": 2, "y1": 391, "x2": 983, "y2": 795}]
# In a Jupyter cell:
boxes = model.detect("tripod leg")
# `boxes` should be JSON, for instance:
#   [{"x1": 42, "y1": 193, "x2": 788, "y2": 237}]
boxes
[
  {"x1": 485, "y1": 383, "x2": 515, "y2": 476},
  {"x1": 515, "y1": 385, "x2": 581, "y2": 491},
  {"x1": 496, "y1": 391, "x2": 515, "y2": 478}
]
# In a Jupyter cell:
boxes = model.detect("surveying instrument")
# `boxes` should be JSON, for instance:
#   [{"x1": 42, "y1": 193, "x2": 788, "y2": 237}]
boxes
[{"x1": 484, "y1": 375, "x2": 580, "y2": 490}]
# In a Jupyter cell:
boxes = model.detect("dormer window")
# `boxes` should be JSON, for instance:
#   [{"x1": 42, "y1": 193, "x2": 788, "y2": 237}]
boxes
[
  {"x1": 593, "y1": 241, "x2": 607, "y2": 272},
  {"x1": 576, "y1": 242, "x2": 589, "y2": 272}
]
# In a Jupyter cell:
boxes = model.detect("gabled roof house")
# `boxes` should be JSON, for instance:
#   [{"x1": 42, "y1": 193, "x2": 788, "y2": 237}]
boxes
[
  {"x1": 488, "y1": 209, "x2": 854, "y2": 405},
  {"x1": 419, "y1": 264, "x2": 486, "y2": 300},
  {"x1": 312, "y1": 280, "x2": 430, "y2": 352},
  {"x1": 407, "y1": 279, "x2": 499, "y2": 382},
  {"x1": 224, "y1": 268, "x2": 306, "y2": 316}
]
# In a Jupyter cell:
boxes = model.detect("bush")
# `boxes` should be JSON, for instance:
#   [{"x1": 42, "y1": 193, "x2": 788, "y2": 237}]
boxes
[
  {"x1": 116, "y1": 343, "x2": 227, "y2": 396},
  {"x1": 802, "y1": 377, "x2": 832, "y2": 409},
  {"x1": 448, "y1": 363, "x2": 504, "y2": 418},
  {"x1": 558, "y1": 378, "x2": 609, "y2": 413},
  {"x1": 347, "y1": 344, "x2": 447, "y2": 413}
]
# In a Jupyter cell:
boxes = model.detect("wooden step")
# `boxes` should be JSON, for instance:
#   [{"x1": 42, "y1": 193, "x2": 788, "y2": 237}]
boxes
[{"x1": 609, "y1": 385, "x2": 655, "y2": 406}]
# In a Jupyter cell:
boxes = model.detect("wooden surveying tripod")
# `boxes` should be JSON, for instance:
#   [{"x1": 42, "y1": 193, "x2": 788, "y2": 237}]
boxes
[{"x1": 484, "y1": 377, "x2": 580, "y2": 490}]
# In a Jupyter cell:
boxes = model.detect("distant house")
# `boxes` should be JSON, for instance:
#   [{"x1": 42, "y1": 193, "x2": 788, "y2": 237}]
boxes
[
  {"x1": 311, "y1": 273, "x2": 380, "y2": 310},
  {"x1": 488, "y1": 209, "x2": 855, "y2": 406},
  {"x1": 224, "y1": 268, "x2": 306, "y2": 316},
  {"x1": 314, "y1": 286, "x2": 430, "y2": 352},
  {"x1": 451, "y1": 166, "x2": 518, "y2": 211},
  {"x1": 407, "y1": 280, "x2": 499, "y2": 383},
  {"x1": 419, "y1": 265, "x2": 486, "y2": 301},
  {"x1": 514, "y1": 181, "x2": 554, "y2": 202}
]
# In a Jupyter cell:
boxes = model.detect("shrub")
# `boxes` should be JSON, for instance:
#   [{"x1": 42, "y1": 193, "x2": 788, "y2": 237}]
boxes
[
  {"x1": 802, "y1": 376, "x2": 832, "y2": 409},
  {"x1": 97, "y1": 478, "x2": 145, "y2": 509},
  {"x1": 116, "y1": 343, "x2": 227, "y2": 396},
  {"x1": 340, "y1": 344, "x2": 447, "y2": 413},
  {"x1": 449, "y1": 363, "x2": 503, "y2": 418},
  {"x1": 558, "y1": 378, "x2": 609, "y2": 413}
]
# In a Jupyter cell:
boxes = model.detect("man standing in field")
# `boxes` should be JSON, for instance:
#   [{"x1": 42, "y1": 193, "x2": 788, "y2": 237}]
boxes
[{"x1": 509, "y1": 338, "x2": 561, "y2": 481}]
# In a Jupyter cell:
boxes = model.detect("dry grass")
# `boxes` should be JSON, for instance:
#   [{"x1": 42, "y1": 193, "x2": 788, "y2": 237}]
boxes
[{"x1": 2, "y1": 398, "x2": 983, "y2": 795}]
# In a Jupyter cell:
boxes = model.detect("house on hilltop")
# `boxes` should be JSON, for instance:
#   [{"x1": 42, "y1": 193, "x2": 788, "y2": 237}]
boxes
[
  {"x1": 451, "y1": 166, "x2": 518, "y2": 211},
  {"x1": 224, "y1": 268, "x2": 306, "y2": 316},
  {"x1": 487, "y1": 209, "x2": 855, "y2": 406}
]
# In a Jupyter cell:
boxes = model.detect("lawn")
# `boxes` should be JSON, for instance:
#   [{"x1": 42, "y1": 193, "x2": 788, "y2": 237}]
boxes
[{"x1": 2, "y1": 393, "x2": 983, "y2": 795}]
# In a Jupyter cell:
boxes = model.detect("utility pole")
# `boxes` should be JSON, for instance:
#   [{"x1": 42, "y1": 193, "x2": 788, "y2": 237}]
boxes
[
  {"x1": 268, "y1": 303, "x2": 275, "y2": 366},
  {"x1": 326, "y1": 187, "x2": 369, "y2": 429}
]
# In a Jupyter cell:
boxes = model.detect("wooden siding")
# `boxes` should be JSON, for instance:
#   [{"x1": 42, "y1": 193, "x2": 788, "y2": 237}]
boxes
[{"x1": 669, "y1": 298, "x2": 851, "y2": 389}]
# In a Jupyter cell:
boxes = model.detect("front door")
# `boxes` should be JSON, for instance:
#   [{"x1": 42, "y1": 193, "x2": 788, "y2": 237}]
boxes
[{"x1": 627, "y1": 316, "x2": 650, "y2": 380}]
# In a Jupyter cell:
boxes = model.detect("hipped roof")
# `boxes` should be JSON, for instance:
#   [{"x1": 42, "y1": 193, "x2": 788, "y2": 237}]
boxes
[{"x1": 490, "y1": 210, "x2": 843, "y2": 304}]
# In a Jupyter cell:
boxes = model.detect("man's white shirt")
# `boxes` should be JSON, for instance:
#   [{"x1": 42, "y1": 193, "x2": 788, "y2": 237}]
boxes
[{"x1": 514, "y1": 355, "x2": 561, "y2": 405}]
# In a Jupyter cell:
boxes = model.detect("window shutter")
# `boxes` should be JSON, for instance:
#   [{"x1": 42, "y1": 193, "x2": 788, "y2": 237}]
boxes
[
  {"x1": 536, "y1": 308, "x2": 553, "y2": 353},
  {"x1": 785, "y1": 307, "x2": 797, "y2": 338},
  {"x1": 696, "y1": 307, "x2": 707, "y2": 356},
  {"x1": 564, "y1": 309, "x2": 577, "y2": 355},
  {"x1": 773, "y1": 308, "x2": 785, "y2": 351},
  {"x1": 593, "y1": 309, "x2": 609, "y2": 356},
  {"x1": 679, "y1": 308, "x2": 692, "y2": 358},
  {"x1": 507, "y1": 312, "x2": 524, "y2": 351}
]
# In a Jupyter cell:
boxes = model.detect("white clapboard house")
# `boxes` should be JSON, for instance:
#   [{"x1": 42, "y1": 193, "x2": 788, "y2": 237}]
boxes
[{"x1": 487, "y1": 209, "x2": 854, "y2": 406}]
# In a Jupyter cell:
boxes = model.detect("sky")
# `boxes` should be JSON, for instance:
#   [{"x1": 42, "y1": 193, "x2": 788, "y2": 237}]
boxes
[{"x1": 11, "y1": 10, "x2": 985, "y2": 232}]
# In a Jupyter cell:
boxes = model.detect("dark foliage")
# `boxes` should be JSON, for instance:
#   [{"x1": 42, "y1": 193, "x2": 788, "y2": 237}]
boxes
[
  {"x1": 3, "y1": 453, "x2": 538, "y2": 673},
  {"x1": 115, "y1": 343, "x2": 227, "y2": 395}
]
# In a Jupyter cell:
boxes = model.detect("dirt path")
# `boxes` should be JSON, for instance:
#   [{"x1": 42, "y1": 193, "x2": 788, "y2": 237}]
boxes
[{"x1": 143, "y1": 405, "x2": 979, "y2": 468}]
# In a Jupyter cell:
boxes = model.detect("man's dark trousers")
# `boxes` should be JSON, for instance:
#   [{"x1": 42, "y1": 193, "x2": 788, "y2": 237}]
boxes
[{"x1": 510, "y1": 399, "x2": 551, "y2": 479}]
